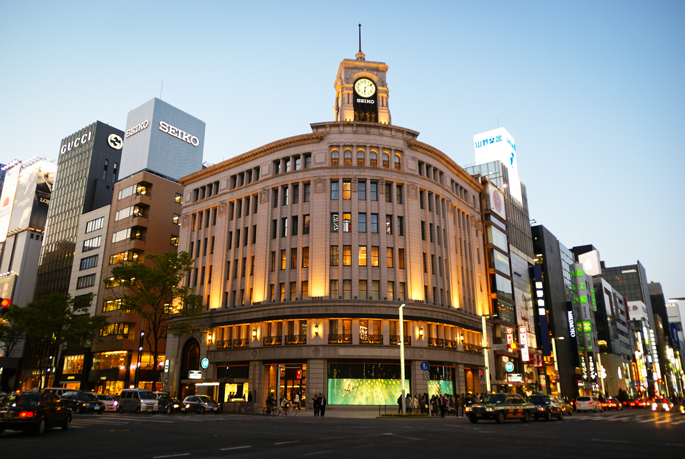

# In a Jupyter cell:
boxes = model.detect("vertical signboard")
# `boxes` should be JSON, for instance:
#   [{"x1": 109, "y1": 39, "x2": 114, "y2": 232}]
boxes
[
  {"x1": 533, "y1": 265, "x2": 552, "y2": 355},
  {"x1": 519, "y1": 326, "x2": 529, "y2": 362},
  {"x1": 474, "y1": 127, "x2": 522, "y2": 203},
  {"x1": 0, "y1": 165, "x2": 21, "y2": 242}
]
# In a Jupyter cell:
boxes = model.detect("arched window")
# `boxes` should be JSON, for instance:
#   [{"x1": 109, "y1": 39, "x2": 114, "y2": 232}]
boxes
[
  {"x1": 370, "y1": 151, "x2": 378, "y2": 167},
  {"x1": 382, "y1": 152, "x2": 390, "y2": 169},
  {"x1": 394, "y1": 153, "x2": 401, "y2": 171},
  {"x1": 180, "y1": 338, "x2": 200, "y2": 377},
  {"x1": 344, "y1": 149, "x2": 352, "y2": 166},
  {"x1": 331, "y1": 150, "x2": 339, "y2": 166},
  {"x1": 357, "y1": 150, "x2": 365, "y2": 166}
]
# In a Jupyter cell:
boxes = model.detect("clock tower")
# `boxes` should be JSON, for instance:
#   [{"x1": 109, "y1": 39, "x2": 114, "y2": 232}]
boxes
[{"x1": 334, "y1": 50, "x2": 390, "y2": 124}]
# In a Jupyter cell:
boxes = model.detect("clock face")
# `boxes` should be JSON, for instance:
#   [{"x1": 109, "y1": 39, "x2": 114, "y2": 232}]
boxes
[{"x1": 354, "y1": 78, "x2": 376, "y2": 98}]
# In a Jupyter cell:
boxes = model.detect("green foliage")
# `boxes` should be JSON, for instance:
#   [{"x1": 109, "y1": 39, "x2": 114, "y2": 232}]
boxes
[
  {"x1": 107, "y1": 251, "x2": 203, "y2": 364},
  {"x1": 0, "y1": 305, "x2": 25, "y2": 356}
]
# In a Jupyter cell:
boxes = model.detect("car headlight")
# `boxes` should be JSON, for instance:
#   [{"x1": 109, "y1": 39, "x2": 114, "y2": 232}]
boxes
[
  {"x1": 113, "y1": 401, "x2": 118, "y2": 406},
  {"x1": 485, "y1": 407, "x2": 494, "y2": 412},
  {"x1": 185, "y1": 404, "x2": 190, "y2": 409},
  {"x1": 465, "y1": 407, "x2": 471, "y2": 412},
  {"x1": 536, "y1": 407, "x2": 545, "y2": 411},
  {"x1": 663, "y1": 403, "x2": 669, "y2": 411},
  {"x1": 173, "y1": 404, "x2": 179, "y2": 408},
  {"x1": 652, "y1": 403, "x2": 657, "y2": 411}
]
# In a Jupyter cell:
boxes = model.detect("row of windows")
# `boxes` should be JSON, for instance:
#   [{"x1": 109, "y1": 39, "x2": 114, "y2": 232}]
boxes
[
  {"x1": 99, "y1": 322, "x2": 131, "y2": 337},
  {"x1": 115, "y1": 204, "x2": 145, "y2": 221},
  {"x1": 272, "y1": 153, "x2": 312, "y2": 175},
  {"x1": 329, "y1": 246, "x2": 405, "y2": 268},
  {"x1": 76, "y1": 273, "x2": 96, "y2": 289},
  {"x1": 191, "y1": 235, "x2": 217, "y2": 258},
  {"x1": 229, "y1": 166, "x2": 262, "y2": 191},
  {"x1": 117, "y1": 183, "x2": 148, "y2": 200},
  {"x1": 227, "y1": 195, "x2": 259, "y2": 221},
  {"x1": 83, "y1": 236, "x2": 101, "y2": 252},
  {"x1": 102, "y1": 159, "x2": 118, "y2": 183},
  {"x1": 269, "y1": 216, "x2": 310, "y2": 239},
  {"x1": 330, "y1": 150, "x2": 401, "y2": 170},
  {"x1": 109, "y1": 250, "x2": 139, "y2": 265},
  {"x1": 267, "y1": 248, "x2": 311, "y2": 272},
  {"x1": 226, "y1": 224, "x2": 260, "y2": 250},
  {"x1": 79, "y1": 254, "x2": 98, "y2": 271},
  {"x1": 85, "y1": 217, "x2": 104, "y2": 233},
  {"x1": 330, "y1": 180, "x2": 403, "y2": 203},
  {"x1": 329, "y1": 280, "x2": 406, "y2": 301},
  {"x1": 330, "y1": 213, "x2": 404, "y2": 235},
  {"x1": 192, "y1": 181, "x2": 220, "y2": 203},
  {"x1": 191, "y1": 206, "x2": 219, "y2": 230}
]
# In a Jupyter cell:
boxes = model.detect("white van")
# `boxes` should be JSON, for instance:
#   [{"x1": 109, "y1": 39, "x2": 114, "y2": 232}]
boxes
[
  {"x1": 118, "y1": 389, "x2": 159, "y2": 414},
  {"x1": 576, "y1": 396, "x2": 602, "y2": 413}
]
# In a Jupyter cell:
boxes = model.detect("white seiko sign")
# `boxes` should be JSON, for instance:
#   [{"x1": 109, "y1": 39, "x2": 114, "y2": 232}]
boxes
[
  {"x1": 60, "y1": 131, "x2": 92, "y2": 153},
  {"x1": 159, "y1": 121, "x2": 200, "y2": 146},
  {"x1": 126, "y1": 120, "x2": 149, "y2": 138}
]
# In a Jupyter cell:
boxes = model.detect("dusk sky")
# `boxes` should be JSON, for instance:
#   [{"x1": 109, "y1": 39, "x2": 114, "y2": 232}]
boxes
[{"x1": 1, "y1": 1, "x2": 683, "y2": 316}]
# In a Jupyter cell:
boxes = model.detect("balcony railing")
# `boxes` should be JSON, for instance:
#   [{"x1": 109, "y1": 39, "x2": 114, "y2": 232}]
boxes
[
  {"x1": 285, "y1": 334, "x2": 307, "y2": 345},
  {"x1": 263, "y1": 336, "x2": 282, "y2": 346},
  {"x1": 360, "y1": 334, "x2": 383, "y2": 345},
  {"x1": 389, "y1": 335, "x2": 411, "y2": 346},
  {"x1": 445, "y1": 339, "x2": 457, "y2": 349},
  {"x1": 232, "y1": 338, "x2": 249, "y2": 348},
  {"x1": 216, "y1": 340, "x2": 231, "y2": 349},
  {"x1": 328, "y1": 334, "x2": 352, "y2": 344},
  {"x1": 428, "y1": 338, "x2": 444, "y2": 348},
  {"x1": 464, "y1": 343, "x2": 484, "y2": 354}
]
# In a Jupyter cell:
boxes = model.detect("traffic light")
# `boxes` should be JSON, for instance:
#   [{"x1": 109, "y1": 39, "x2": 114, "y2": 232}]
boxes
[
  {"x1": 0, "y1": 298, "x2": 10, "y2": 315},
  {"x1": 509, "y1": 342, "x2": 518, "y2": 351},
  {"x1": 296, "y1": 369, "x2": 302, "y2": 380}
]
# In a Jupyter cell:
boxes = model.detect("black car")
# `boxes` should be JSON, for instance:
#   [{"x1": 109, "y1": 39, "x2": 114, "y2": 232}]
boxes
[
  {"x1": 156, "y1": 394, "x2": 181, "y2": 414},
  {"x1": 181, "y1": 395, "x2": 221, "y2": 414},
  {"x1": 60, "y1": 391, "x2": 106, "y2": 414},
  {"x1": 529, "y1": 394, "x2": 564, "y2": 421},
  {"x1": 0, "y1": 392, "x2": 71, "y2": 435}
]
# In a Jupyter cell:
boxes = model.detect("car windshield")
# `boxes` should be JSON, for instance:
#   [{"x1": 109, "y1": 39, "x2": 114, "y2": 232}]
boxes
[
  {"x1": 80, "y1": 393, "x2": 99, "y2": 401},
  {"x1": 1, "y1": 393, "x2": 40, "y2": 408},
  {"x1": 97, "y1": 395, "x2": 113, "y2": 400},
  {"x1": 577, "y1": 397, "x2": 591, "y2": 401},
  {"x1": 198, "y1": 396, "x2": 216, "y2": 404},
  {"x1": 483, "y1": 394, "x2": 506, "y2": 404},
  {"x1": 529, "y1": 396, "x2": 549, "y2": 404},
  {"x1": 139, "y1": 391, "x2": 157, "y2": 400}
]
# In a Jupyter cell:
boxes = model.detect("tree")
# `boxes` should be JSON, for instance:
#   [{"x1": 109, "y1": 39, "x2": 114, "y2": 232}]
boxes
[
  {"x1": 106, "y1": 251, "x2": 202, "y2": 381},
  {"x1": 18, "y1": 292, "x2": 109, "y2": 389},
  {"x1": 0, "y1": 305, "x2": 25, "y2": 357}
]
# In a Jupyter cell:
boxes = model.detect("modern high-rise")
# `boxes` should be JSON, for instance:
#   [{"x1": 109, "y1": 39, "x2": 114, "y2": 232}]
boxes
[{"x1": 34, "y1": 122, "x2": 124, "y2": 299}]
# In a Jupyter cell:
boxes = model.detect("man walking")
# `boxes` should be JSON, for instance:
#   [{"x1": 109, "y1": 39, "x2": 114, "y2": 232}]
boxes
[
  {"x1": 319, "y1": 393, "x2": 327, "y2": 417},
  {"x1": 313, "y1": 394, "x2": 320, "y2": 416}
]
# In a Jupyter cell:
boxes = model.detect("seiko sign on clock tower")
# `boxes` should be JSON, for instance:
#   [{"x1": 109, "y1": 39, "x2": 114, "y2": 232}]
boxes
[{"x1": 334, "y1": 50, "x2": 391, "y2": 124}]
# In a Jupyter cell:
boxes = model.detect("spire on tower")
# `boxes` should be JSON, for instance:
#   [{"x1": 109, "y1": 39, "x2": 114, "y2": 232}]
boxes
[{"x1": 355, "y1": 24, "x2": 365, "y2": 61}]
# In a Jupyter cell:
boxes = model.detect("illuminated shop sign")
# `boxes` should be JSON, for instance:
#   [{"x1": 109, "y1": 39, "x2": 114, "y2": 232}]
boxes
[
  {"x1": 533, "y1": 265, "x2": 551, "y2": 355},
  {"x1": 568, "y1": 311, "x2": 576, "y2": 338},
  {"x1": 588, "y1": 355, "x2": 597, "y2": 381},
  {"x1": 60, "y1": 131, "x2": 92, "y2": 153},
  {"x1": 188, "y1": 370, "x2": 202, "y2": 380},
  {"x1": 475, "y1": 134, "x2": 503, "y2": 149},
  {"x1": 356, "y1": 98, "x2": 375, "y2": 104},
  {"x1": 519, "y1": 326, "x2": 529, "y2": 362},
  {"x1": 581, "y1": 355, "x2": 588, "y2": 380},
  {"x1": 159, "y1": 121, "x2": 200, "y2": 146},
  {"x1": 126, "y1": 120, "x2": 149, "y2": 138}
]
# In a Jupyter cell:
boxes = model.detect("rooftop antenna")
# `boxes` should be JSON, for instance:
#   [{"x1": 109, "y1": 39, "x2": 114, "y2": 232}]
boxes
[
  {"x1": 160, "y1": 80, "x2": 164, "y2": 100},
  {"x1": 356, "y1": 24, "x2": 365, "y2": 60}
]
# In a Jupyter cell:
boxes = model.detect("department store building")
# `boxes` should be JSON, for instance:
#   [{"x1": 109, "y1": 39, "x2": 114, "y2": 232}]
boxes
[{"x1": 166, "y1": 52, "x2": 494, "y2": 407}]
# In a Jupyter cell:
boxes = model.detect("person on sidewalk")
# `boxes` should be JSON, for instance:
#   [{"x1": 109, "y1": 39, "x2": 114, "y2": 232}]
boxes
[
  {"x1": 293, "y1": 392, "x2": 300, "y2": 410},
  {"x1": 319, "y1": 393, "x2": 327, "y2": 417},
  {"x1": 313, "y1": 394, "x2": 320, "y2": 416}
]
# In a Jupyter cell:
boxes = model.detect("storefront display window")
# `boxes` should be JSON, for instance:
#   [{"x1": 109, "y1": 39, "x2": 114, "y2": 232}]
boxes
[{"x1": 62, "y1": 355, "x2": 84, "y2": 374}]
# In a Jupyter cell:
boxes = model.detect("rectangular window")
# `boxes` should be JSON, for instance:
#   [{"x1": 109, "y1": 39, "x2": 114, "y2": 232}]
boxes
[
  {"x1": 172, "y1": 213, "x2": 180, "y2": 225},
  {"x1": 386, "y1": 248, "x2": 394, "y2": 268},
  {"x1": 359, "y1": 246, "x2": 367, "y2": 266},
  {"x1": 342, "y1": 213, "x2": 351, "y2": 233},
  {"x1": 292, "y1": 184, "x2": 299, "y2": 204},
  {"x1": 76, "y1": 274, "x2": 96, "y2": 289},
  {"x1": 291, "y1": 248, "x2": 297, "y2": 269},
  {"x1": 358, "y1": 181, "x2": 366, "y2": 200},
  {"x1": 85, "y1": 217, "x2": 104, "y2": 233},
  {"x1": 343, "y1": 245, "x2": 351, "y2": 266},
  {"x1": 423, "y1": 253, "x2": 428, "y2": 273},
  {"x1": 387, "y1": 282, "x2": 395, "y2": 301},
  {"x1": 227, "y1": 232, "x2": 232, "y2": 250},
  {"x1": 330, "y1": 246, "x2": 339, "y2": 266},
  {"x1": 385, "y1": 215, "x2": 393, "y2": 235},
  {"x1": 396, "y1": 185, "x2": 403, "y2": 204},
  {"x1": 331, "y1": 181, "x2": 339, "y2": 200},
  {"x1": 343, "y1": 180, "x2": 351, "y2": 200},
  {"x1": 428, "y1": 192, "x2": 434, "y2": 212},
  {"x1": 302, "y1": 281, "x2": 309, "y2": 300},
  {"x1": 203, "y1": 237, "x2": 208, "y2": 256},
  {"x1": 330, "y1": 280, "x2": 339, "y2": 299},
  {"x1": 397, "y1": 216, "x2": 404, "y2": 236},
  {"x1": 269, "y1": 284, "x2": 275, "y2": 302},
  {"x1": 79, "y1": 255, "x2": 98, "y2": 270},
  {"x1": 303, "y1": 215, "x2": 310, "y2": 234},
  {"x1": 370, "y1": 213, "x2": 378, "y2": 233},
  {"x1": 83, "y1": 236, "x2": 101, "y2": 252},
  {"x1": 272, "y1": 188, "x2": 278, "y2": 208},
  {"x1": 358, "y1": 213, "x2": 366, "y2": 233},
  {"x1": 399, "y1": 282, "x2": 406, "y2": 301},
  {"x1": 431, "y1": 255, "x2": 436, "y2": 274},
  {"x1": 226, "y1": 261, "x2": 230, "y2": 280},
  {"x1": 233, "y1": 260, "x2": 239, "y2": 278},
  {"x1": 359, "y1": 280, "x2": 367, "y2": 300},
  {"x1": 112, "y1": 228, "x2": 131, "y2": 243},
  {"x1": 303, "y1": 182, "x2": 310, "y2": 202},
  {"x1": 270, "y1": 251, "x2": 276, "y2": 272},
  {"x1": 196, "y1": 240, "x2": 201, "y2": 257},
  {"x1": 171, "y1": 235, "x2": 179, "y2": 247},
  {"x1": 370, "y1": 181, "x2": 378, "y2": 201},
  {"x1": 271, "y1": 219, "x2": 277, "y2": 239},
  {"x1": 210, "y1": 236, "x2": 215, "y2": 253},
  {"x1": 331, "y1": 213, "x2": 339, "y2": 232},
  {"x1": 302, "y1": 247, "x2": 309, "y2": 268},
  {"x1": 208, "y1": 265, "x2": 213, "y2": 283},
  {"x1": 304, "y1": 153, "x2": 311, "y2": 169},
  {"x1": 371, "y1": 246, "x2": 379, "y2": 267},
  {"x1": 420, "y1": 190, "x2": 425, "y2": 209},
  {"x1": 430, "y1": 223, "x2": 434, "y2": 242},
  {"x1": 252, "y1": 225, "x2": 257, "y2": 244},
  {"x1": 282, "y1": 186, "x2": 289, "y2": 206},
  {"x1": 281, "y1": 217, "x2": 288, "y2": 237},
  {"x1": 343, "y1": 280, "x2": 352, "y2": 299},
  {"x1": 437, "y1": 226, "x2": 441, "y2": 246},
  {"x1": 279, "y1": 283, "x2": 285, "y2": 302},
  {"x1": 290, "y1": 282, "x2": 296, "y2": 301},
  {"x1": 421, "y1": 221, "x2": 426, "y2": 240},
  {"x1": 241, "y1": 258, "x2": 246, "y2": 277},
  {"x1": 175, "y1": 192, "x2": 183, "y2": 204},
  {"x1": 385, "y1": 183, "x2": 392, "y2": 202},
  {"x1": 103, "y1": 299, "x2": 122, "y2": 312},
  {"x1": 280, "y1": 250, "x2": 286, "y2": 270},
  {"x1": 371, "y1": 280, "x2": 379, "y2": 300}
]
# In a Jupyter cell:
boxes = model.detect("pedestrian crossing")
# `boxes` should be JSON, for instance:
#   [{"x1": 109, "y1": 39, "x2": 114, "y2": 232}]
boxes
[
  {"x1": 565, "y1": 411, "x2": 685, "y2": 426},
  {"x1": 69, "y1": 413, "x2": 241, "y2": 428}
]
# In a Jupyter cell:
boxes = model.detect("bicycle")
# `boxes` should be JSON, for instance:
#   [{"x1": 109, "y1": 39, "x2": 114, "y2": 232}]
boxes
[{"x1": 263, "y1": 404, "x2": 279, "y2": 416}]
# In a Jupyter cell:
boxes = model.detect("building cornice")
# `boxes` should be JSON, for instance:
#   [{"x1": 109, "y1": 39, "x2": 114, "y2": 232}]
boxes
[{"x1": 407, "y1": 138, "x2": 483, "y2": 191}]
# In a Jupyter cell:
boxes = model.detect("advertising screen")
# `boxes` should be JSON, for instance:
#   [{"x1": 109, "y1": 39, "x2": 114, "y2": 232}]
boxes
[
  {"x1": 0, "y1": 273, "x2": 17, "y2": 300},
  {"x1": 474, "y1": 127, "x2": 522, "y2": 203},
  {"x1": 9, "y1": 162, "x2": 55, "y2": 233},
  {"x1": 427, "y1": 380, "x2": 454, "y2": 398},
  {"x1": 0, "y1": 165, "x2": 21, "y2": 242},
  {"x1": 328, "y1": 378, "x2": 410, "y2": 405}
]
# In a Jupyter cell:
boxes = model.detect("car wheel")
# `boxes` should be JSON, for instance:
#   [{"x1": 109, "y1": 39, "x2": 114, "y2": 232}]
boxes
[
  {"x1": 496, "y1": 412, "x2": 505, "y2": 424},
  {"x1": 98, "y1": 408, "x2": 105, "y2": 415},
  {"x1": 166, "y1": 406, "x2": 171, "y2": 415},
  {"x1": 558, "y1": 412, "x2": 564, "y2": 421},
  {"x1": 545, "y1": 411, "x2": 551, "y2": 422},
  {"x1": 469, "y1": 415, "x2": 478, "y2": 424},
  {"x1": 135, "y1": 407, "x2": 141, "y2": 414},
  {"x1": 76, "y1": 406, "x2": 83, "y2": 415},
  {"x1": 117, "y1": 406, "x2": 124, "y2": 414},
  {"x1": 522, "y1": 411, "x2": 530, "y2": 423},
  {"x1": 35, "y1": 418, "x2": 46, "y2": 435},
  {"x1": 198, "y1": 407, "x2": 205, "y2": 414},
  {"x1": 62, "y1": 416, "x2": 70, "y2": 431}
]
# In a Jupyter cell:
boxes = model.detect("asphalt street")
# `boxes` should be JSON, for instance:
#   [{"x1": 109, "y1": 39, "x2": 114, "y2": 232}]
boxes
[{"x1": 1, "y1": 408, "x2": 684, "y2": 459}]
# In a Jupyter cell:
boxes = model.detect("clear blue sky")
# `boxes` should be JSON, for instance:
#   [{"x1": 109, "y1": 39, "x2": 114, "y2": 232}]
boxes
[{"x1": 1, "y1": 1, "x2": 683, "y2": 314}]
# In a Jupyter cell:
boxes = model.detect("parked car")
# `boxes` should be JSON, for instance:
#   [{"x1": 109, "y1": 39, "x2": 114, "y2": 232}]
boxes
[
  {"x1": 465, "y1": 393, "x2": 536, "y2": 424},
  {"x1": 43, "y1": 387, "x2": 73, "y2": 398},
  {"x1": 118, "y1": 389, "x2": 159, "y2": 414},
  {"x1": 604, "y1": 397, "x2": 622, "y2": 411},
  {"x1": 576, "y1": 396, "x2": 602, "y2": 413},
  {"x1": 0, "y1": 391, "x2": 71, "y2": 435},
  {"x1": 89, "y1": 393, "x2": 118, "y2": 412},
  {"x1": 181, "y1": 395, "x2": 221, "y2": 414},
  {"x1": 556, "y1": 397, "x2": 573, "y2": 416},
  {"x1": 155, "y1": 393, "x2": 181, "y2": 414},
  {"x1": 528, "y1": 395, "x2": 564, "y2": 421},
  {"x1": 60, "y1": 391, "x2": 106, "y2": 414},
  {"x1": 651, "y1": 398, "x2": 673, "y2": 412}
]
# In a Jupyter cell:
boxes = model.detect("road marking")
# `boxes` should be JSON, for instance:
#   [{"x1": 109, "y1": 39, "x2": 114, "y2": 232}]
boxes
[
  {"x1": 153, "y1": 454, "x2": 190, "y2": 459},
  {"x1": 304, "y1": 452, "x2": 331, "y2": 456},
  {"x1": 220, "y1": 446, "x2": 251, "y2": 451},
  {"x1": 591, "y1": 439, "x2": 629, "y2": 444},
  {"x1": 321, "y1": 436, "x2": 350, "y2": 440},
  {"x1": 274, "y1": 441, "x2": 300, "y2": 445}
]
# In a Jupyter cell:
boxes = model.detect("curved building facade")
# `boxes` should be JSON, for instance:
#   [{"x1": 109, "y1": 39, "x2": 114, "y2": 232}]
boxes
[{"x1": 166, "y1": 55, "x2": 493, "y2": 407}]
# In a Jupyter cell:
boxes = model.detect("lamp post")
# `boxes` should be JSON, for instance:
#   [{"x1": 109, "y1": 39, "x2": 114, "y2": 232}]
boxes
[
  {"x1": 481, "y1": 314, "x2": 497, "y2": 394},
  {"x1": 551, "y1": 337, "x2": 564, "y2": 396},
  {"x1": 399, "y1": 303, "x2": 406, "y2": 414}
]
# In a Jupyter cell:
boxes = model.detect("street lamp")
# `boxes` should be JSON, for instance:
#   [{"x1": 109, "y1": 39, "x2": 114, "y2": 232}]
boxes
[
  {"x1": 399, "y1": 303, "x2": 406, "y2": 415},
  {"x1": 551, "y1": 336, "x2": 564, "y2": 396},
  {"x1": 481, "y1": 314, "x2": 497, "y2": 394}
]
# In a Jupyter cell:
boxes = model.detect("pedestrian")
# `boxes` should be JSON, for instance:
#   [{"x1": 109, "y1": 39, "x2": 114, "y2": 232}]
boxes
[
  {"x1": 248, "y1": 391, "x2": 253, "y2": 403},
  {"x1": 294, "y1": 392, "x2": 300, "y2": 410},
  {"x1": 319, "y1": 393, "x2": 327, "y2": 417},
  {"x1": 397, "y1": 394, "x2": 403, "y2": 413},
  {"x1": 406, "y1": 393, "x2": 412, "y2": 414},
  {"x1": 413, "y1": 395, "x2": 419, "y2": 413},
  {"x1": 457, "y1": 394, "x2": 464, "y2": 417},
  {"x1": 313, "y1": 394, "x2": 320, "y2": 416}
]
